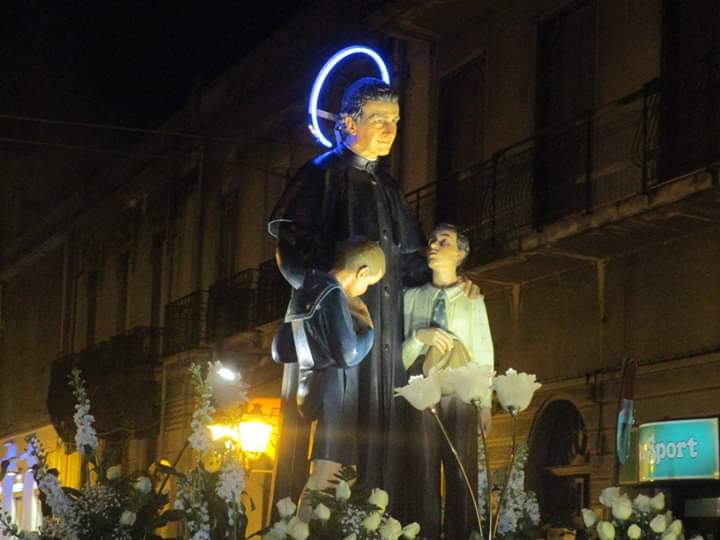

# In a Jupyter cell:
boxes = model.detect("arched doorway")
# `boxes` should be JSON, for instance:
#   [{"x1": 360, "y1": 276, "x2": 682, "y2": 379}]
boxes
[{"x1": 527, "y1": 399, "x2": 590, "y2": 529}]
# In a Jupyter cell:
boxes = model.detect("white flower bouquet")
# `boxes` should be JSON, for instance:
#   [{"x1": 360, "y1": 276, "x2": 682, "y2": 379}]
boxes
[
  {"x1": 261, "y1": 466, "x2": 423, "y2": 540},
  {"x1": 0, "y1": 369, "x2": 178, "y2": 540},
  {"x1": 581, "y1": 487, "x2": 691, "y2": 540},
  {"x1": 493, "y1": 444, "x2": 541, "y2": 540},
  {"x1": 161, "y1": 362, "x2": 250, "y2": 540}
]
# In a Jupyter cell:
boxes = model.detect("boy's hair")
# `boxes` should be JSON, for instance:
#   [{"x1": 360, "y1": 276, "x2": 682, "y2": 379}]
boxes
[
  {"x1": 333, "y1": 237, "x2": 386, "y2": 276},
  {"x1": 431, "y1": 223, "x2": 470, "y2": 267}
]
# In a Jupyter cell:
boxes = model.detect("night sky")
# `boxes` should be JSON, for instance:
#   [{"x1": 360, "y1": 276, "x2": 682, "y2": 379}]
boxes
[{"x1": 1, "y1": 1, "x2": 313, "y2": 128}]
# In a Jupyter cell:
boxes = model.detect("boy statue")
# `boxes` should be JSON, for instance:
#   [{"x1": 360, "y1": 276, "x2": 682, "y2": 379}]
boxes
[
  {"x1": 402, "y1": 223, "x2": 494, "y2": 540},
  {"x1": 272, "y1": 238, "x2": 386, "y2": 493}
]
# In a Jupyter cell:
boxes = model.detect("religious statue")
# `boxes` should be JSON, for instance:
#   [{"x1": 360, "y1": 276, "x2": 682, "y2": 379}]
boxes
[
  {"x1": 271, "y1": 239, "x2": 385, "y2": 501},
  {"x1": 268, "y1": 77, "x2": 430, "y2": 519},
  {"x1": 402, "y1": 223, "x2": 494, "y2": 540}
]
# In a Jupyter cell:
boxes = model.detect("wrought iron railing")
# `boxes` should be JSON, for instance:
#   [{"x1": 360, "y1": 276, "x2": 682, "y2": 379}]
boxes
[
  {"x1": 405, "y1": 65, "x2": 720, "y2": 266},
  {"x1": 163, "y1": 290, "x2": 209, "y2": 356},
  {"x1": 207, "y1": 268, "x2": 260, "y2": 340},
  {"x1": 256, "y1": 259, "x2": 291, "y2": 326},
  {"x1": 48, "y1": 326, "x2": 163, "y2": 443}
]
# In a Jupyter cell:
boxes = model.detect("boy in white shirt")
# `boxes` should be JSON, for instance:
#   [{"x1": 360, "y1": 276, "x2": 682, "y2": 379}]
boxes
[{"x1": 402, "y1": 223, "x2": 494, "y2": 540}]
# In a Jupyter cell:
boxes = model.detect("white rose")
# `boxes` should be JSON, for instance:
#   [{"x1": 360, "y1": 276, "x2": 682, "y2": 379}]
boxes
[
  {"x1": 611, "y1": 495, "x2": 632, "y2": 520},
  {"x1": 633, "y1": 494, "x2": 652, "y2": 513},
  {"x1": 663, "y1": 533, "x2": 677, "y2": 540},
  {"x1": 335, "y1": 480, "x2": 351, "y2": 501},
  {"x1": 581, "y1": 508, "x2": 598, "y2": 528},
  {"x1": 394, "y1": 374, "x2": 442, "y2": 411},
  {"x1": 627, "y1": 524, "x2": 642, "y2": 539},
  {"x1": 599, "y1": 487, "x2": 621, "y2": 507},
  {"x1": 439, "y1": 364, "x2": 494, "y2": 403},
  {"x1": 650, "y1": 514, "x2": 667, "y2": 533},
  {"x1": 313, "y1": 503, "x2": 331, "y2": 521},
  {"x1": 492, "y1": 368, "x2": 542, "y2": 412},
  {"x1": 402, "y1": 522, "x2": 421, "y2": 539},
  {"x1": 667, "y1": 519, "x2": 682, "y2": 535},
  {"x1": 134, "y1": 476, "x2": 152, "y2": 494},
  {"x1": 270, "y1": 520, "x2": 289, "y2": 537},
  {"x1": 343, "y1": 535, "x2": 358, "y2": 540},
  {"x1": 596, "y1": 521, "x2": 615, "y2": 540},
  {"x1": 287, "y1": 516, "x2": 309, "y2": 540},
  {"x1": 276, "y1": 497, "x2": 297, "y2": 518},
  {"x1": 651, "y1": 492, "x2": 665, "y2": 511},
  {"x1": 379, "y1": 517, "x2": 402, "y2": 540},
  {"x1": 119, "y1": 510, "x2": 137, "y2": 527},
  {"x1": 106, "y1": 465, "x2": 122, "y2": 481},
  {"x1": 363, "y1": 512, "x2": 382, "y2": 531},
  {"x1": 368, "y1": 488, "x2": 389, "y2": 511}
]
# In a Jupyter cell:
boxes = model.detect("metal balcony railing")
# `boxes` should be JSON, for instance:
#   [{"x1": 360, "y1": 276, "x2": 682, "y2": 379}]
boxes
[
  {"x1": 48, "y1": 326, "x2": 163, "y2": 443},
  {"x1": 256, "y1": 259, "x2": 291, "y2": 326},
  {"x1": 406, "y1": 61, "x2": 720, "y2": 266},
  {"x1": 163, "y1": 290, "x2": 209, "y2": 356},
  {"x1": 207, "y1": 268, "x2": 260, "y2": 340}
]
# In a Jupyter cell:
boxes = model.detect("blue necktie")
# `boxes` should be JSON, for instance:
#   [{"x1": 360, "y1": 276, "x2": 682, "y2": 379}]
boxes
[{"x1": 430, "y1": 289, "x2": 448, "y2": 330}]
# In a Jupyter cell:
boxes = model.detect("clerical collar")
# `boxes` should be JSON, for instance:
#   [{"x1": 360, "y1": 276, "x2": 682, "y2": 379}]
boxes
[{"x1": 336, "y1": 144, "x2": 379, "y2": 173}]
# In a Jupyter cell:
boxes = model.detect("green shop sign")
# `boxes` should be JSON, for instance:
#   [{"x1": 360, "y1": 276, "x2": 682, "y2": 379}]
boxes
[{"x1": 638, "y1": 418, "x2": 720, "y2": 482}]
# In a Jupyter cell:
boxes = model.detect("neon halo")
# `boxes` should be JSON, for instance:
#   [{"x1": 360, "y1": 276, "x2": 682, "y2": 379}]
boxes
[{"x1": 307, "y1": 45, "x2": 391, "y2": 148}]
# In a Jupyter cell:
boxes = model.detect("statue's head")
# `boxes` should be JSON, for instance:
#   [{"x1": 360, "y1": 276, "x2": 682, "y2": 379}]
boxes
[
  {"x1": 331, "y1": 237, "x2": 386, "y2": 297},
  {"x1": 427, "y1": 223, "x2": 470, "y2": 271},
  {"x1": 335, "y1": 77, "x2": 400, "y2": 160}
]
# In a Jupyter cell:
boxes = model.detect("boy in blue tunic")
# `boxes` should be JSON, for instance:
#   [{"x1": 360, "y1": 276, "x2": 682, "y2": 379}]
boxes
[{"x1": 272, "y1": 237, "x2": 385, "y2": 494}]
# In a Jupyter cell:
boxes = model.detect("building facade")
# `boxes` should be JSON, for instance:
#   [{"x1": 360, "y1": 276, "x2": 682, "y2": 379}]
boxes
[{"x1": 2, "y1": 0, "x2": 719, "y2": 536}]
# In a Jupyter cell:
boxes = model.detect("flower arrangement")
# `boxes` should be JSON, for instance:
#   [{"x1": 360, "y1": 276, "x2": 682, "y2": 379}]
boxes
[
  {"x1": 493, "y1": 444, "x2": 540, "y2": 540},
  {"x1": 163, "y1": 362, "x2": 250, "y2": 540},
  {"x1": 581, "y1": 487, "x2": 698, "y2": 540},
  {"x1": 0, "y1": 362, "x2": 253, "y2": 540},
  {"x1": 0, "y1": 368, "x2": 176, "y2": 540},
  {"x1": 262, "y1": 466, "x2": 422, "y2": 540},
  {"x1": 394, "y1": 366, "x2": 542, "y2": 540}
]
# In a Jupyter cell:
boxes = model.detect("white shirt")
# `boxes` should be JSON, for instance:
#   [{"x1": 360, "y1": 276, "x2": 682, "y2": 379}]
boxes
[{"x1": 402, "y1": 282, "x2": 494, "y2": 407}]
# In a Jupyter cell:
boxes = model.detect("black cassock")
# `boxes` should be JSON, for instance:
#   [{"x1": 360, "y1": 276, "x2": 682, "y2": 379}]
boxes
[{"x1": 268, "y1": 145, "x2": 429, "y2": 520}]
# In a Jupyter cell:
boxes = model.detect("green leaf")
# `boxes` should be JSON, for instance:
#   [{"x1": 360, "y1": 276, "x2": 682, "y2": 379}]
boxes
[
  {"x1": 150, "y1": 509, "x2": 186, "y2": 528},
  {"x1": 154, "y1": 461, "x2": 186, "y2": 479}
]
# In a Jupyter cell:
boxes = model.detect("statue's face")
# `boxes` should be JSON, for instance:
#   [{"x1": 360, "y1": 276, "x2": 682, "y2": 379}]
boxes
[
  {"x1": 344, "y1": 100, "x2": 400, "y2": 160},
  {"x1": 427, "y1": 228, "x2": 465, "y2": 271},
  {"x1": 347, "y1": 267, "x2": 384, "y2": 298}
]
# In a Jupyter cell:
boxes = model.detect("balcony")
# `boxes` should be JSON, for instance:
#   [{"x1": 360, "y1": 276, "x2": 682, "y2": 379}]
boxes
[
  {"x1": 163, "y1": 290, "x2": 209, "y2": 356},
  {"x1": 207, "y1": 269, "x2": 259, "y2": 341},
  {"x1": 406, "y1": 60, "x2": 720, "y2": 269},
  {"x1": 47, "y1": 326, "x2": 163, "y2": 444},
  {"x1": 256, "y1": 259, "x2": 291, "y2": 326}
]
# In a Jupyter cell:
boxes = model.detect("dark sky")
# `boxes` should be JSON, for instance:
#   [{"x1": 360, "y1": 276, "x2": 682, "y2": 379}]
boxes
[{"x1": 1, "y1": 1, "x2": 313, "y2": 128}]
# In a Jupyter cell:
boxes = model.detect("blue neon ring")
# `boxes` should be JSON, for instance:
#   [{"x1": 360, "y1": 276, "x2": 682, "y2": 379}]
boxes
[{"x1": 307, "y1": 46, "x2": 391, "y2": 148}]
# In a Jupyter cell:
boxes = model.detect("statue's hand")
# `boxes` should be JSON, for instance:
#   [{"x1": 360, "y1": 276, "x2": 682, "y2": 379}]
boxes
[
  {"x1": 458, "y1": 275, "x2": 481, "y2": 299},
  {"x1": 415, "y1": 328, "x2": 455, "y2": 354},
  {"x1": 347, "y1": 296, "x2": 373, "y2": 329}
]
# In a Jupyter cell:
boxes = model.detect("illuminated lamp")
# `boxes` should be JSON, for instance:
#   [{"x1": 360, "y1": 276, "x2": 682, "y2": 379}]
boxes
[
  {"x1": 238, "y1": 404, "x2": 273, "y2": 457},
  {"x1": 307, "y1": 45, "x2": 391, "y2": 148},
  {"x1": 215, "y1": 363, "x2": 238, "y2": 382}
]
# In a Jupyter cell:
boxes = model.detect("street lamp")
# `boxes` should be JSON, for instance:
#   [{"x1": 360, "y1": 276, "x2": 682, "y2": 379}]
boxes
[{"x1": 238, "y1": 404, "x2": 273, "y2": 458}]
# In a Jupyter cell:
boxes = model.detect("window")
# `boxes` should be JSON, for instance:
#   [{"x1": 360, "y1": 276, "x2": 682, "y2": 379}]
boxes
[
  {"x1": 85, "y1": 272, "x2": 98, "y2": 346},
  {"x1": 436, "y1": 55, "x2": 486, "y2": 223},
  {"x1": 216, "y1": 191, "x2": 238, "y2": 280},
  {"x1": 150, "y1": 234, "x2": 165, "y2": 329},
  {"x1": 534, "y1": 0, "x2": 596, "y2": 225},
  {"x1": 116, "y1": 254, "x2": 130, "y2": 334}
]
